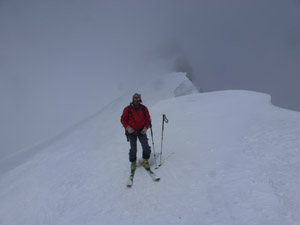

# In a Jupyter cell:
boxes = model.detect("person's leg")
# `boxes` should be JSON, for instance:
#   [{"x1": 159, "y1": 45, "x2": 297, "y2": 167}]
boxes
[
  {"x1": 128, "y1": 133, "x2": 138, "y2": 162},
  {"x1": 138, "y1": 134, "x2": 151, "y2": 160}
]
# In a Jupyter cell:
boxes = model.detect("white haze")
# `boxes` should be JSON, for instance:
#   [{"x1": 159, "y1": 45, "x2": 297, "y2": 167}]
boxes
[{"x1": 1, "y1": 0, "x2": 300, "y2": 158}]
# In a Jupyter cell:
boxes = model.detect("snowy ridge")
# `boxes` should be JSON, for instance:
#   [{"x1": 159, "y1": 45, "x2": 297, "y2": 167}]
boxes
[{"x1": 0, "y1": 74, "x2": 300, "y2": 225}]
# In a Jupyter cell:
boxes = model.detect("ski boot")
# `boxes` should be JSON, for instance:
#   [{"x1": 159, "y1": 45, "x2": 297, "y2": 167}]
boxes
[
  {"x1": 130, "y1": 161, "x2": 137, "y2": 171},
  {"x1": 142, "y1": 158, "x2": 150, "y2": 169}
]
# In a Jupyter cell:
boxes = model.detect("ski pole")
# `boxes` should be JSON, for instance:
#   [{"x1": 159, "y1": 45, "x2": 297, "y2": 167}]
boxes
[
  {"x1": 159, "y1": 114, "x2": 168, "y2": 166},
  {"x1": 149, "y1": 121, "x2": 158, "y2": 169}
]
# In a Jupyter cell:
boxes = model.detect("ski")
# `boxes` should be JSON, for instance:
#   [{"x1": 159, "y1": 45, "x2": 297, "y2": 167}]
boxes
[
  {"x1": 144, "y1": 167, "x2": 160, "y2": 182},
  {"x1": 126, "y1": 167, "x2": 160, "y2": 188},
  {"x1": 126, "y1": 170, "x2": 135, "y2": 188}
]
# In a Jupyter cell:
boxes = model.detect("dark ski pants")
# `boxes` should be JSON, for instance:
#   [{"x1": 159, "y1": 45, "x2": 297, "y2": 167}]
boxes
[{"x1": 128, "y1": 132, "x2": 151, "y2": 162}]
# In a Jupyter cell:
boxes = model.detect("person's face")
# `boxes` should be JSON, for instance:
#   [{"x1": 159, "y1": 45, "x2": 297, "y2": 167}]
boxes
[{"x1": 133, "y1": 95, "x2": 141, "y2": 106}]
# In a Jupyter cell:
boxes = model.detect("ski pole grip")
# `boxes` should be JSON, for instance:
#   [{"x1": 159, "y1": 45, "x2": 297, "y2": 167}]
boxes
[{"x1": 163, "y1": 114, "x2": 168, "y2": 123}]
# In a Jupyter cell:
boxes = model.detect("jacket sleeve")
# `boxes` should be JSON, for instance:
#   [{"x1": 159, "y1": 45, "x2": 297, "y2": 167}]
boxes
[
  {"x1": 144, "y1": 106, "x2": 151, "y2": 129},
  {"x1": 120, "y1": 106, "x2": 129, "y2": 128}
]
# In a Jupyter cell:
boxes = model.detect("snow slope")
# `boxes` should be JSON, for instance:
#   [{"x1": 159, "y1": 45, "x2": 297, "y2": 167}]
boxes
[{"x1": 0, "y1": 73, "x2": 300, "y2": 225}]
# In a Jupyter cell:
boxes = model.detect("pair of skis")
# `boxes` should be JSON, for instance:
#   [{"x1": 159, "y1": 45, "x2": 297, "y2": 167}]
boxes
[{"x1": 126, "y1": 167, "x2": 160, "y2": 188}]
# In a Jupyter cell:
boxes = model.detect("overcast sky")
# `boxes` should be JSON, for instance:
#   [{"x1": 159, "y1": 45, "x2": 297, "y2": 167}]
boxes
[{"x1": 1, "y1": 0, "x2": 300, "y2": 158}]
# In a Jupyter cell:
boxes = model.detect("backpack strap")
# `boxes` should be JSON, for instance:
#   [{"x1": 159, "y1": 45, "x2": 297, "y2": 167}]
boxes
[{"x1": 127, "y1": 104, "x2": 133, "y2": 123}]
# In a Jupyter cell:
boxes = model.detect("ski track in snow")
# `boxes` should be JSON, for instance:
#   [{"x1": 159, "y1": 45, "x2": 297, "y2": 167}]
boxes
[{"x1": 0, "y1": 73, "x2": 300, "y2": 225}]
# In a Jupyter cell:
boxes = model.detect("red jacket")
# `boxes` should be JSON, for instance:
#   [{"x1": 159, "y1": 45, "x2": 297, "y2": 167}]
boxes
[{"x1": 121, "y1": 104, "x2": 151, "y2": 130}]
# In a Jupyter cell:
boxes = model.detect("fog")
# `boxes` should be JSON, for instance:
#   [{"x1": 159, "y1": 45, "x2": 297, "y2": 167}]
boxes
[{"x1": 1, "y1": 0, "x2": 300, "y2": 158}]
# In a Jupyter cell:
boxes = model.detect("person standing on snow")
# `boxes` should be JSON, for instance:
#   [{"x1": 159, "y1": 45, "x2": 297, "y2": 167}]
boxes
[{"x1": 121, "y1": 93, "x2": 151, "y2": 171}]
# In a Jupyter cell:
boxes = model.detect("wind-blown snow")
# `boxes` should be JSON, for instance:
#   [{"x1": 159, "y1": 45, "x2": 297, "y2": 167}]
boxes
[{"x1": 0, "y1": 73, "x2": 300, "y2": 225}]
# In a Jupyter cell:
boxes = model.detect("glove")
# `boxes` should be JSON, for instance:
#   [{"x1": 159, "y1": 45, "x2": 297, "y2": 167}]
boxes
[
  {"x1": 141, "y1": 127, "x2": 147, "y2": 135},
  {"x1": 126, "y1": 126, "x2": 135, "y2": 134}
]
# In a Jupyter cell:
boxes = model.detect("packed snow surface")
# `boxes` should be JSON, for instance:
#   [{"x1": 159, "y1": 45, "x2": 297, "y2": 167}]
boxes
[{"x1": 0, "y1": 73, "x2": 300, "y2": 225}]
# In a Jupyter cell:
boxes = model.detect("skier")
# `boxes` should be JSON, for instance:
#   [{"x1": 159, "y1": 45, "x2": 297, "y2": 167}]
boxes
[{"x1": 121, "y1": 93, "x2": 151, "y2": 171}]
